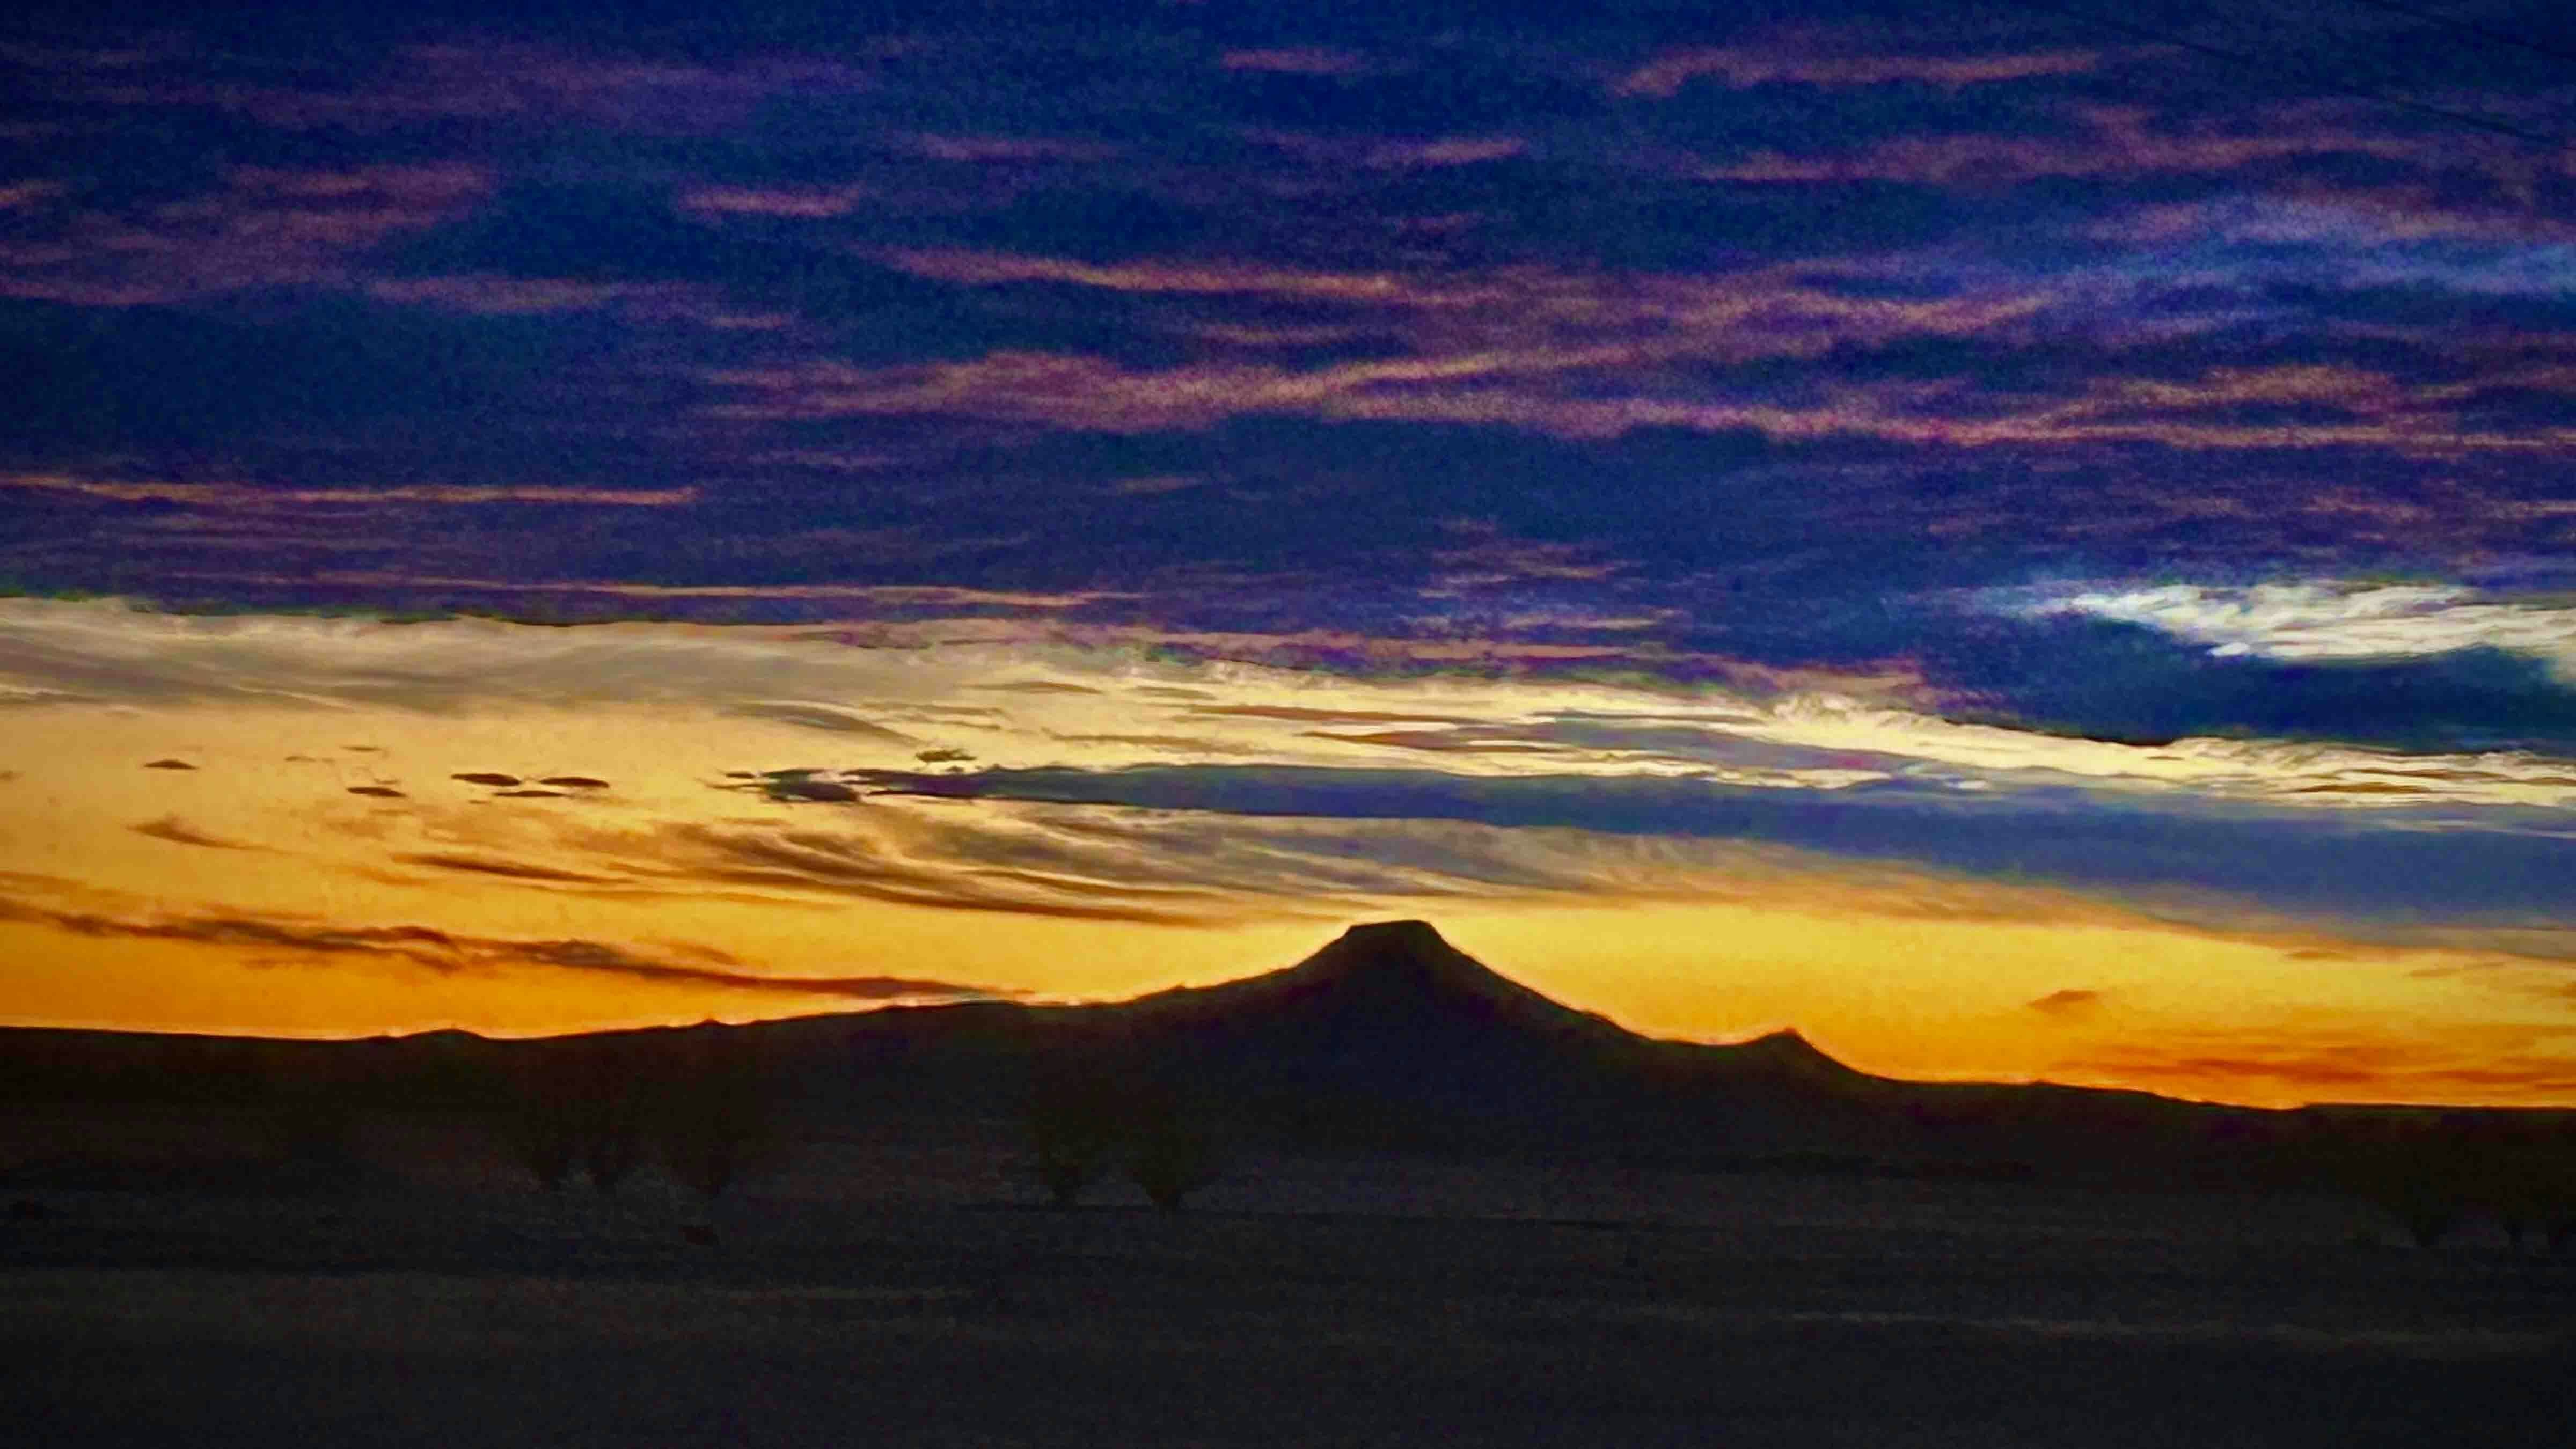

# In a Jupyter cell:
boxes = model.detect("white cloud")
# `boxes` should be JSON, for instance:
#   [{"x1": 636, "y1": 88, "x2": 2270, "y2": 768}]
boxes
[
  {"x1": 1993, "y1": 580, "x2": 2576, "y2": 674},
  {"x1": 5, "y1": 595, "x2": 2575, "y2": 811}
]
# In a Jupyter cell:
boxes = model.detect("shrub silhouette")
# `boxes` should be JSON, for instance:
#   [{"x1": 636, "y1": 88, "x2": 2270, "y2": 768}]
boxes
[
  {"x1": 508, "y1": 1036, "x2": 648, "y2": 1194},
  {"x1": 1023, "y1": 1065, "x2": 1224, "y2": 1209},
  {"x1": 578, "y1": 1073, "x2": 644, "y2": 1192},
  {"x1": 1025, "y1": 1068, "x2": 1122, "y2": 1208},
  {"x1": 509, "y1": 1049, "x2": 584, "y2": 1191},
  {"x1": 258, "y1": 1048, "x2": 360, "y2": 1183},
  {"x1": 2301, "y1": 1114, "x2": 2576, "y2": 1250},
  {"x1": 269, "y1": 1091, "x2": 360, "y2": 1178},
  {"x1": 2502, "y1": 1121, "x2": 2576, "y2": 1255},
  {"x1": 509, "y1": 1026, "x2": 791, "y2": 1208},
  {"x1": 1126, "y1": 1113, "x2": 1220, "y2": 1211},
  {"x1": 1119, "y1": 1078, "x2": 1223, "y2": 1212},
  {"x1": 2302, "y1": 1117, "x2": 2465, "y2": 1248},
  {"x1": 649, "y1": 1024, "x2": 781, "y2": 1205},
  {"x1": 2455, "y1": 1119, "x2": 2553, "y2": 1250}
]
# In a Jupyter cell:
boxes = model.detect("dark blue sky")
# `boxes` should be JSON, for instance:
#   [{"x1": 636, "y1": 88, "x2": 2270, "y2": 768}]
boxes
[
  {"x1": 8, "y1": 4, "x2": 2576, "y2": 743},
  {"x1": 4, "y1": 4, "x2": 2576, "y2": 1094}
]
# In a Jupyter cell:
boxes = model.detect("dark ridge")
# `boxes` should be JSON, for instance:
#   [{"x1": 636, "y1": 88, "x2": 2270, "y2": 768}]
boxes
[
  {"x1": 4, "y1": 920, "x2": 2564, "y2": 1185},
  {"x1": 1720, "y1": 1027, "x2": 1870, "y2": 1085},
  {"x1": 1141, "y1": 919, "x2": 1624, "y2": 1045}
]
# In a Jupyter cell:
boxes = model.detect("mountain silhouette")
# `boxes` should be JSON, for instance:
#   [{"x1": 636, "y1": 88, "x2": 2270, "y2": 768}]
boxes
[
  {"x1": 920, "y1": 919, "x2": 1893, "y2": 1153},
  {"x1": 1128, "y1": 920, "x2": 1626, "y2": 1043},
  {"x1": 759, "y1": 920, "x2": 2355, "y2": 1173},
  {"x1": 4, "y1": 918, "x2": 2474, "y2": 1183}
]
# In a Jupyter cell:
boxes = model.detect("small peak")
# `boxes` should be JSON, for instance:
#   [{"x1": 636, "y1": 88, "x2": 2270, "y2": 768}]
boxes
[
  {"x1": 1340, "y1": 919, "x2": 1446, "y2": 946},
  {"x1": 1733, "y1": 1027, "x2": 1859, "y2": 1077}
]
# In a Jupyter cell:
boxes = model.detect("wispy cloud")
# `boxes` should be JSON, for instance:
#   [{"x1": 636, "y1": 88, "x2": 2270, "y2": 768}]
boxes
[
  {"x1": 392, "y1": 853, "x2": 621, "y2": 885},
  {"x1": 0, "y1": 163, "x2": 488, "y2": 306},
  {"x1": 825, "y1": 761, "x2": 2576, "y2": 939},
  {"x1": 1995, "y1": 581, "x2": 2576, "y2": 675},
  {"x1": 2061, "y1": 1023, "x2": 2576, "y2": 1105},
  {"x1": 2026, "y1": 987, "x2": 2104, "y2": 1016},
  {"x1": 1219, "y1": 48, "x2": 1372, "y2": 77},
  {"x1": 721, "y1": 701, "x2": 917, "y2": 740},
  {"x1": 130, "y1": 817, "x2": 258, "y2": 851},
  {"x1": 10, "y1": 597, "x2": 2576, "y2": 811},
  {"x1": 1613, "y1": 42, "x2": 2111, "y2": 98},
  {"x1": 0, "y1": 884, "x2": 1000, "y2": 1002},
  {"x1": 0, "y1": 472, "x2": 696, "y2": 508}
]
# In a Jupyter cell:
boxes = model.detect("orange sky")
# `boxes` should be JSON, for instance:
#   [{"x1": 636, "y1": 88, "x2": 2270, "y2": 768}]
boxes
[{"x1": 2, "y1": 601, "x2": 2570, "y2": 1108}]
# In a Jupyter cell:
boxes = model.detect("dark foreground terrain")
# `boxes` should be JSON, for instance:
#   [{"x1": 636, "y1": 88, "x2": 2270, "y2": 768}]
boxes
[{"x1": 5, "y1": 1117, "x2": 2571, "y2": 1449}]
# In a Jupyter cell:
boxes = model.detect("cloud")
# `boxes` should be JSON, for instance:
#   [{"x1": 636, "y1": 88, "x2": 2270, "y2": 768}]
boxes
[
  {"x1": 362, "y1": 275, "x2": 752, "y2": 325},
  {"x1": 0, "y1": 162, "x2": 489, "y2": 306},
  {"x1": 82, "y1": 39, "x2": 874, "y2": 138},
  {"x1": 723, "y1": 701, "x2": 917, "y2": 740},
  {"x1": 0, "y1": 884, "x2": 1001, "y2": 1002},
  {"x1": 1219, "y1": 48, "x2": 1371, "y2": 77},
  {"x1": 1922, "y1": 602, "x2": 2576, "y2": 760},
  {"x1": 636, "y1": 819, "x2": 1226, "y2": 925},
  {"x1": 2026, "y1": 987, "x2": 2103, "y2": 1016},
  {"x1": 676, "y1": 184, "x2": 875, "y2": 219},
  {"x1": 0, "y1": 599, "x2": 1080, "y2": 717},
  {"x1": 908, "y1": 134, "x2": 1119, "y2": 165},
  {"x1": 971, "y1": 680, "x2": 1102, "y2": 696},
  {"x1": 1996, "y1": 581, "x2": 2576, "y2": 675},
  {"x1": 1245, "y1": 132, "x2": 1528, "y2": 171},
  {"x1": 697, "y1": 331, "x2": 2573, "y2": 455},
  {"x1": 1188, "y1": 705, "x2": 1475, "y2": 725},
  {"x1": 825, "y1": 762, "x2": 2576, "y2": 936},
  {"x1": 393, "y1": 853, "x2": 621, "y2": 885},
  {"x1": 143, "y1": 758, "x2": 195, "y2": 770},
  {"x1": 0, "y1": 181, "x2": 67, "y2": 212},
  {"x1": 1613, "y1": 43, "x2": 2110, "y2": 98},
  {"x1": 130, "y1": 817, "x2": 256, "y2": 851},
  {"x1": 1694, "y1": 100, "x2": 2456, "y2": 189},
  {"x1": 12, "y1": 597, "x2": 2576, "y2": 811},
  {"x1": 765, "y1": 779, "x2": 859, "y2": 803},
  {"x1": 406, "y1": 783, "x2": 2574, "y2": 1012},
  {"x1": 2061, "y1": 1024, "x2": 2576, "y2": 1105}
]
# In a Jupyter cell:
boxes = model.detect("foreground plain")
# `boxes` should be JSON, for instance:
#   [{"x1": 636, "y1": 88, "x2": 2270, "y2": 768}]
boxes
[{"x1": 4, "y1": 1114, "x2": 2572, "y2": 1449}]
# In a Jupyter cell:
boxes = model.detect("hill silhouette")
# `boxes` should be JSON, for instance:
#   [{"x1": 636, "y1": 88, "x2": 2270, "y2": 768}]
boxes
[
  {"x1": 6, "y1": 919, "x2": 2564, "y2": 1183},
  {"x1": 1015, "y1": 920, "x2": 1888, "y2": 1151}
]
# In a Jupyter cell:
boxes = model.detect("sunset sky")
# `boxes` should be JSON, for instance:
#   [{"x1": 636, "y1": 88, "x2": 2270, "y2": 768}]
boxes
[{"x1": 5, "y1": 0, "x2": 2575, "y2": 1107}]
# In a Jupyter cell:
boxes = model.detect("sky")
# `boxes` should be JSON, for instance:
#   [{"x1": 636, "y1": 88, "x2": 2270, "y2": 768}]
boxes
[{"x1": 4, "y1": 0, "x2": 2576, "y2": 1107}]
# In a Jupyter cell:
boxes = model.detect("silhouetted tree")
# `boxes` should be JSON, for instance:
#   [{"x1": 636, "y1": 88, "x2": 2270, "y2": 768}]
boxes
[
  {"x1": 1026, "y1": 1066, "x2": 1122, "y2": 1208},
  {"x1": 2513, "y1": 1121, "x2": 2576, "y2": 1256},
  {"x1": 505, "y1": 1036, "x2": 649, "y2": 1194},
  {"x1": 1126, "y1": 1115, "x2": 1220, "y2": 1211},
  {"x1": 2458, "y1": 1118, "x2": 2550, "y2": 1250},
  {"x1": 2318, "y1": 1117, "x2": 2472, "y2": 1248},
  {"x1": 259, "y1": 1045, "x2": 359, "y2": 1181},
  {"x1": 650, "y1": 1024, "x2": 779, "y2": 1205},
  {"x1": 1122, "y1": 1081, "x2": 1223, "y2": 1212},
  {"x1": 509, "y1": 1046, "x2": 584, "y2": 1191},
  {"x1": 577, "y1": 1040, "x2": 648, "y2": 1194}
]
